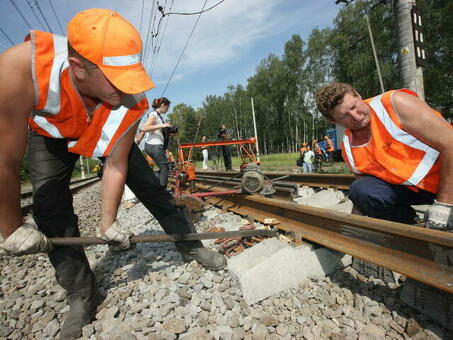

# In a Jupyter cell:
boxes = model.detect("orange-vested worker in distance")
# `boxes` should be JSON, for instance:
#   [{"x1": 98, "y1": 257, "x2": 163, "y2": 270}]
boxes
[
  {"x1": 299, "y1": 142, "x2": 308, "y2": 154},
  {"x1": 324, "y1": 135, "x2": 335, "y2": 162}
]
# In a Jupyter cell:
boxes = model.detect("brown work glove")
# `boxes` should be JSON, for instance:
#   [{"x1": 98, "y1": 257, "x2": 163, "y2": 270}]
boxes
[{"x1": 0, "y1": 222, "x2": 53, "y2": 256}]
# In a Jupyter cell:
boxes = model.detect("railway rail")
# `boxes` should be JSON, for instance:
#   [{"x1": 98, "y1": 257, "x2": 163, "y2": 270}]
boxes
[
  {"x1": 20, "y1": 171, "x2": 453, "y2": 294},
  {"x1": 193, "y1": 182, "x2": 453, "y2": 294}
]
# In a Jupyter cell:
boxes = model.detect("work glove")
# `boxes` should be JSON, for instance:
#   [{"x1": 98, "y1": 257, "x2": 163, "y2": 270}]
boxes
[
  {"x1": 0, "y1": 222, "x2": 53, "y2": 256},
  {"x1": 425, "y1": 200, "x2": 453, "y2": 232},
  {"x1": 97, "y1": 221, "x2": 135, "y2": 254}
]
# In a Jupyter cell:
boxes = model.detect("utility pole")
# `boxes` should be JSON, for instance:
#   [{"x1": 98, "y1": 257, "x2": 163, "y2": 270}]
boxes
[
  {"x1": 365, "y1": 14, "x2": 385, "y2": 93},
  {"x1": 250, "y1": 97, "x2": 260, "y2": 162},
  {"x1": 394, "y1": 0, "x2": 425, "y2": 99},
  {"x1": 79, "y1": 156, "x2": 85, "y2": 179}
]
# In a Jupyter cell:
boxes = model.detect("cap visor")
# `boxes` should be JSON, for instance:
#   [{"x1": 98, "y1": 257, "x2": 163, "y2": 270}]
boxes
[{"x1": 100, "y1": 64, "x2": 155, "y2": 94}]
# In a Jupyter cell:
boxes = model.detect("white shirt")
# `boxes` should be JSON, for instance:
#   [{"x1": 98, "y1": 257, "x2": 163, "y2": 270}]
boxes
[
  {"x1": 303, "y1": 150, "x2": 315, "y2": 164},
  {"x1": 144, "y1": 111, "x2": 164, "y2": 145}
]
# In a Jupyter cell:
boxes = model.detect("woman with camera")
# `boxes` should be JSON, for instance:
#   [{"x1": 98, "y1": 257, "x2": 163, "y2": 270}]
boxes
[{"x1": 138, "y1": 97, "x2": 174, "y2": 187}]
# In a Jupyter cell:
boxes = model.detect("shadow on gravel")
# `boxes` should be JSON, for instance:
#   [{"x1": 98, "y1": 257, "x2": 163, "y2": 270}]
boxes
[{"x1": 328, "y1": 269, "x2": 449, "y2": 339}]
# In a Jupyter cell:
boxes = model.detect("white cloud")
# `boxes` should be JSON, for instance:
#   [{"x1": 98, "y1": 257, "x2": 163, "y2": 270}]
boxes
[{"x1": 144, "y1": 0, "x2": 290, "y2": 83}]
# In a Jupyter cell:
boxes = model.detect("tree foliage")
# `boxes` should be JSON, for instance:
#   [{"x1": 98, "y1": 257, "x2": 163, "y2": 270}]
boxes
[{"x1": 168, "y1": 0, "x2": 451, "y2": 156}]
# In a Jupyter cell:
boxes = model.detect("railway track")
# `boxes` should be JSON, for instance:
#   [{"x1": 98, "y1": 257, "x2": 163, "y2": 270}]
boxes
[{"x1": 189, "y1": 179, "x2": 453, "y2": 294}]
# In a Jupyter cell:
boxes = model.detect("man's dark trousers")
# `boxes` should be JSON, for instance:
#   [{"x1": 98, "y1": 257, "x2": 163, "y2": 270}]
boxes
[{"x1": 349, "y1": 175, "x2": 436, "y2": 224}]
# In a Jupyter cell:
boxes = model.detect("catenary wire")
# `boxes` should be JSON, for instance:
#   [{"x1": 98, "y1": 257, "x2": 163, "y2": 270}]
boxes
[
  {"x1": 142, "y1": 0, "x2": 157, "y2": 65},
  {"x1": 26, "y1": 0, "x2": 46, "y2": 31},
  {"x1": 161, "y1": 0, "x2": 208, "y2": 97},
  {"x1": 0, "y1": 27, "x2": 15, "y2": 46},
  {"x1": 8, "y1": 0, "x2": 32, "y2": 29},
  {"x1": 139, "y1": 0, "x2": 145, "y2": 35},
  {"x1": 34, "y1": 0, "x2": 53, "y2": 32},
  {"x1": 48, "y1": 0, "x2": 64, "y2": 34},
  {"x1": 153, "y1": 0, "x2": 226, "y2": 40},
  {"x1": 150, "y1": 0, "x2": 175, "y2": 76}
]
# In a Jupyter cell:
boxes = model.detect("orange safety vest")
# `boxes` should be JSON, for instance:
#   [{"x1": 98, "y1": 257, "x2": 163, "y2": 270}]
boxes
[
  {"x1": 326, "y1": 138, "x2": 334, "y2": 152},
  {"x1": 26, "y1": 30, "x2": 148, "y2": 158},
  {"x1": 341, "y1": 89, "x2": 446, "y2": 194}
]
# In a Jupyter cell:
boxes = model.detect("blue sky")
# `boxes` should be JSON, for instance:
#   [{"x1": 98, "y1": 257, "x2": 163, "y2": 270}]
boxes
[{"x1": 0, "y1": 0, "x2": 340, "y2": 112}]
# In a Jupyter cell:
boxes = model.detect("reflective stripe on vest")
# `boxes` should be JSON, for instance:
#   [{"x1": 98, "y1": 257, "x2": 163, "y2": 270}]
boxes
[
  {"x1": 342, "y1": 92, "x2": 439, "y2": 186},
  {"x1": 368, "y1": 94, "x2": 439, "y2": 186},
  {"x1": 45, "y1": 34, "x2": 68, "y2": 114},
  {"x1": 341, "y1": 134, "x2": 362, "y2": 175},
  {"x1": 28, "y1": 31, "x2": 149, "y2": 158}
]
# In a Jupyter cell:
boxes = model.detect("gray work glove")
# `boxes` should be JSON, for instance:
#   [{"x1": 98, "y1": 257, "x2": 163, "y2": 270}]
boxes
[
  {"x1": 0, "y1": 222, "x2": 53, "y2": 256},
  {"x1": 97, "y1": 221, "x2": 135, "y2": 253},
  {"x1": 425, "y1": 200, "x2": 453, "y2": 232}
]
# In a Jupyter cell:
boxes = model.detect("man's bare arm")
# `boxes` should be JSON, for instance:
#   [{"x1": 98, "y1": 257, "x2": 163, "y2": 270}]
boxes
[
  {"x1": 99, "y1": 123, "x2": 138, "y2": 233},
  {"x1": 392, "y1": 91, "x2": 453, "y2": 204},
  {"x1": 0, "y1": 41, "x2": 35, "y2": 239}
]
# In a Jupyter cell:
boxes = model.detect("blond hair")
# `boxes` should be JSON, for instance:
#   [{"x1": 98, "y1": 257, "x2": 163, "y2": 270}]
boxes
[{"x1": 315, "y1": 82, "x2": 358, "y2": 119}]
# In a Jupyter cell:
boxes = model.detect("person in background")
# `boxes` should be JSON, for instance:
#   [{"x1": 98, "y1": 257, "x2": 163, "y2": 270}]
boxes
[
  {"x1": 302, "y1": 146, "x2": 315, "y2": 173},
  {"x1": 137, "y1": 97, "x2": 173, "y2": 187},
  {"x1": 218, "y1": 124, "x2": 232, "y2": 171},
  {"x1": 201, "y1": 136, "x2": 209, "y2": 170},
  {"x1": 324, "y1": 135, "x2": 335, "y2": 163}
]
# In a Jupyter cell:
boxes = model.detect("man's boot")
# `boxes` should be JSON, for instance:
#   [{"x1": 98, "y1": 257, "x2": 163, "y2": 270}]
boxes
[
  {"x1": 158, "y1": 207, "x2": 227, "y2": 270},
  {"x1": 50, "y1": 245, "x2": 99, "y2": 340}
]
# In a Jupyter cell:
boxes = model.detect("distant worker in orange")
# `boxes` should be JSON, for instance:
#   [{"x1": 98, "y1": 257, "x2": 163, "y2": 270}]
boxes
[{"x1": 324, "y1": 135, "x2": 335, "y2": 163}]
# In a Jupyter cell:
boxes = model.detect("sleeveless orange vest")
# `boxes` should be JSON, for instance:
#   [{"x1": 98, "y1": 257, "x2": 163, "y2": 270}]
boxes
[
  {"x1": 341, "y1": 89, "x2": 446, "y2": 194},
  {"x1": 326, "y1": 138, "x2": 334, "y2": 152},
  {"x1": 26, "y1": 30, "x2": 149, "y2": 158}
]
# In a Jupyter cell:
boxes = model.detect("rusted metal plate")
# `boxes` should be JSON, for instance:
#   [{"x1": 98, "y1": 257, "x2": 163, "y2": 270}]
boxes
[{"x1": 205, "y1": 192, "x2": 453, "y2": 294}]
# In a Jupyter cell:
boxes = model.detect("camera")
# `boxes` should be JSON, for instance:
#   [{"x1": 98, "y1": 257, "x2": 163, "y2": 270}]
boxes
[{"x1": 166, "y1": 126, "x2": 179, "y2": 135}]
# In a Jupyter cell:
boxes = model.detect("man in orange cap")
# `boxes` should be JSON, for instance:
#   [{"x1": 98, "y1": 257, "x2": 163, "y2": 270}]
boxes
[
  {"x1": 324, "y1": 135, "x2": 335, "y2": 163},
  {"x1": 0, "y1": 8, "x2": 225, "y2": 339}
]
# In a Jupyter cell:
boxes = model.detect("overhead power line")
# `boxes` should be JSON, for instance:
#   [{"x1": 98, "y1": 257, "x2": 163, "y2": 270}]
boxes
[
  {"x1": 139, "y1": 0, "x2": 145, "y2": 35},
  {"x1": 153, "y1": 0, "x2": 226, "y2": 39},
  {"x1": 161, "y1": 0, "x2": 226, "y2": 16},
  {"x1": 161, "y1": 0, "x2": 208, "y2": 97},
  {"x1": 34, "y1": 0, "x2": 53, "y2": 33},
  {"x1": 9, "y1": 0, "x2": 32, "y2": 29},
  {"x1": 150, "y1": 0, "x2": 175, "y2": 76},
  {"x1": 26, "y1": 0, "x2": 45, "y2": 31},
  {"x1": 48, "y1": 0, "x2": 64, "y2": 34},
  {"x1": 0, "y1": 27, "x2": 15, "y2": 46}
]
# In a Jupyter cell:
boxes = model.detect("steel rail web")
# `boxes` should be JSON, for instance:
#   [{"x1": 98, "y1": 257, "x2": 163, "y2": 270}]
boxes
[{"x1": 200, "y1": 186, "x2": 453, "y2": 294}]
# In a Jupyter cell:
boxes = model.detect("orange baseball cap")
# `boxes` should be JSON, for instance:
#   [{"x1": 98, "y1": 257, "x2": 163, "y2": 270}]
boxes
[{"x1": 67, "y1": 8, "x2": 154, "y2": 94}]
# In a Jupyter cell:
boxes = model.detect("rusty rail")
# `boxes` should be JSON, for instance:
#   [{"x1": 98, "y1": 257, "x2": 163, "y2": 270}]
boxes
[
  {"x1": 198, "y1": 183, "x2": 453, "y2": 293},
  {"x1": 199, "y1": 171, "x2": 355, "y2": 190}
]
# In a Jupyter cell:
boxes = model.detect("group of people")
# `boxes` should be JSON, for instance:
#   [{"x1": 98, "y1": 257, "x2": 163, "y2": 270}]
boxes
[
  {"x1": 298, "y1": 135, "x2": 335, "y2": 173},
  {"x1": 0, "y1": 6, "x2": 451, "y2": 340},
  {"x1": 0, "y1": 9, "x2": 226, "y2": 339}
]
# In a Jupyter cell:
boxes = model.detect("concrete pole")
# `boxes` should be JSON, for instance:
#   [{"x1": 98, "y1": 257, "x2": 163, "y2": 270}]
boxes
[
  {"x1": 79, "y1": 156, "x2": 85, "y2": 179},
  {"x1": 250, "y1": 97, "x2": 260, "y2": 162},
  {"x1": 365, "y1": 14, "x2": 385, "y2": 93},
  {"x1": 394, "y1": 0, "x2": 425, "y2": 99}
]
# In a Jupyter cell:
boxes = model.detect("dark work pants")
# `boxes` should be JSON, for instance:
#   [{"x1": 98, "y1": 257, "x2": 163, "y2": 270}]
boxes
[
  {"x1": 144, "y1": 144, "x2": 169, "y2": 187},
  {"x1": 27, "y1": 132, "x2": 97, "y2": 296},
  {"x1": 222, "y1": 145, "x2": 232, "y2": 171},
  {"x1": 28, "y1": 132, "x2": 199, "y2": 297},
  {"x1": 349, "y1": 175, "x2": 436, "y2": 224}
]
